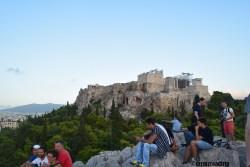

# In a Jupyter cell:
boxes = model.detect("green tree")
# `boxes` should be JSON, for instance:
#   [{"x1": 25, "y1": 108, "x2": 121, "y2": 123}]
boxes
[
  {"x1": 140, "y1": 108, "x2": 154, "y2": 120},
  {"x1": 109, "y1": 99, "x2": 124, "y2": 149},
  {"x1": 208, "y1": 91, "x2": 234, "y2": 110}
]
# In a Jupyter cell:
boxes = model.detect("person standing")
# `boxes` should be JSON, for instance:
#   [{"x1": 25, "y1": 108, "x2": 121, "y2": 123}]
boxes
[
  {"x1": 221, "y1": 102, "x2": 235, "y2": 144},
  {"x1": 188, "y1": 97, "x2": 206, "y2": 136},
  {"x1": 192, "y1": 97, "x2": 206, "y2": 124},
  {"x1": 245, "y1": 94, "x2": 250, "y2": 167},
  {"x1": 54, "y1": 141, "x2": 72, "y2": 167},
  {"x1": 219, "y1": 106, "x2": 226, "y2": 138}
]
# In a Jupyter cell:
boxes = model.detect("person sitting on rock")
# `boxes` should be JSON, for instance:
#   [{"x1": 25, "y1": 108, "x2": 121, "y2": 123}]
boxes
[
  {"x1": 131, "y1": 118, "x2": 170, "y2": 167},
  {"x1": 170, "y1": 116, "x2": 182, "y2": 133},
  {"x1": 183, "y1": 117, "x2": 214, "y2": 164},
  {"x1": 161, "y1": 121, "x2": 179, "y2": 153}
]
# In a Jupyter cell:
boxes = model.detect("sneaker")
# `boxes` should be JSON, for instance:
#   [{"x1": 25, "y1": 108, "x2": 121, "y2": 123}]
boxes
[
  {"x1": 130, "y1": 160, "x2": 139, "y2": 166},
  {"x1": 137, "y1": 164, "x2": 145, "y2": 167},
  {"x1": 195, "y1": 155, "x2": 200, "y2": 162},
  {"x1": 191, "y1": 158, "x2": 197, "y2": 166}
]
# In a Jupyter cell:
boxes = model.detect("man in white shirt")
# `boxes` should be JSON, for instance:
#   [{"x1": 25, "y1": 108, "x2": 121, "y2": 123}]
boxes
[
  {"x1": 32, "y1": 147, "x2": 49, "y2": 167},
  {"x1": 221, "y1": 102, "x2": 235, "y2": 143}
]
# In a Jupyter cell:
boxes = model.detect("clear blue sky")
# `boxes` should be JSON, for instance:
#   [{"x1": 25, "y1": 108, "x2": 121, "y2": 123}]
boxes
[{"x1": 0, "y1": 0, "x2": 249, "y2": 106}]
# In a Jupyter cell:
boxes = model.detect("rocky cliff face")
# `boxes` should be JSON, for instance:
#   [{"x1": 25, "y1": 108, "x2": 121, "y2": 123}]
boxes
[
  {"x1": 75, "y1": 83, "x2": 205, "y2": 119},
  {"x1": 73, "y1": 141, "x2": 246, "y2": 167},
  {"x1": 75, "y1": 71, "x2": 210, "y2": 119}
]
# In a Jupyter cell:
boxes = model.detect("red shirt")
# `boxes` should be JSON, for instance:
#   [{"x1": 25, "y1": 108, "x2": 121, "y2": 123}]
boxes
[{"x1": 57, "y1": 149, "x2": 72, "y2": 167}]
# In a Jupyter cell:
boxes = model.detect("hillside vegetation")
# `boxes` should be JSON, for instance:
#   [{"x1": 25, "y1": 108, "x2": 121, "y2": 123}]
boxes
[{"x1": 0, "y1": 91, "x2": 246, "y2": 167}]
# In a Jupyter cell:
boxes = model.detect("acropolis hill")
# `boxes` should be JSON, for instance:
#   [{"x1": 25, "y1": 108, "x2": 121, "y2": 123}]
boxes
[{"x1": 75, "y1": 70, "x2": 210, "y2": 118}]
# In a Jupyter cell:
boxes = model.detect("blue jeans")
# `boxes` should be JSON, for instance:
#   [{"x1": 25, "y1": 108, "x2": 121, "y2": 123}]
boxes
[
  {"x1": 135, "y1": 142, "x2": 158, "y2": 167},
  {"x1": 195, "y1": 140, "x2": 213, "y2": 150},
  {"x1": 184, "y1": 131, "x2": 195, "y2": 145},
  {"x1": 185, "y1": 132, "x2": 213, "y2": 150}
]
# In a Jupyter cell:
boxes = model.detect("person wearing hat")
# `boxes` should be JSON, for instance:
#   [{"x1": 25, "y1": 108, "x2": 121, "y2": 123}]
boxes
[
  {"x1": 245, "y1": 94, "x2": 250, "y2": 167},
  {"x1": 31, "y1": 146, "x2": 49, "y2": 167},
  {"x1": 20, "y1": 144, "x2": 40, "y2": 167},
  {"x1": 29, "y1": 145, "x2": 41, "y2": 162}
]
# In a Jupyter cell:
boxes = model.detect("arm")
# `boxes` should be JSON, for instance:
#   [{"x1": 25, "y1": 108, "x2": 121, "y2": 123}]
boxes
[
  {"x1": 31, "y1": 159, "x2": 37, "y2": 165},
  {"x1": 195, "y1": 126, "x2": 203, "y2": 140},
  {"x1": 142, "y1": 134, "x2": 157, "y2": 144},
  {"x1": 194, "y1": 111, "x2": 199, "y2": 120}
]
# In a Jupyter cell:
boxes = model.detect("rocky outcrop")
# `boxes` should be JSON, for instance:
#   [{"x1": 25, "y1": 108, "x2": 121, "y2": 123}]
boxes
[
  {"x1": 75, "y1": 71, "x2": 211, "y2": 119},
  {"x1": 74, "y1": 141, "x2": 246, "y2": 167}
]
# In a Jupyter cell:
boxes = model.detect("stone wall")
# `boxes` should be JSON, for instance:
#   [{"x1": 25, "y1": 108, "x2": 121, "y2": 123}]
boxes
[{"x1": 137, "y1": 70, "x2": 165, "y2": 93}]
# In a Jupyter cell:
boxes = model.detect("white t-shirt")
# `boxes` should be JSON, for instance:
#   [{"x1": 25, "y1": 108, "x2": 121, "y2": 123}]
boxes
[
  {"x1": 222, "y1": 107, "x2": 234, "y2": 122},
  {"x1": 32, "y1": 156, "x2": 49, "y2": 167}
]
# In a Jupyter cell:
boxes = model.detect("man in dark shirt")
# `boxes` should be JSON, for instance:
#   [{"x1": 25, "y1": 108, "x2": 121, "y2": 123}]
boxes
[
  {"x1": 187, "y1": 97, "x2": 206, "y2": 139},
  {"x1": 192, "y1": 97, "x2": 206, "y2": 124},
  {"x1": 131, "y1": 118, "x2": 170, "y2": 167},
  {"x1": 183, "y1": 117, "x2": 213, "y2": 163}
]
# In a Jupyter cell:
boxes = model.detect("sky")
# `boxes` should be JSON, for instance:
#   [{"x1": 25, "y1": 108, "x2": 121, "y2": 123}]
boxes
[{"x1": 0, "y1": 0, "x2": 249, "y2": 106}]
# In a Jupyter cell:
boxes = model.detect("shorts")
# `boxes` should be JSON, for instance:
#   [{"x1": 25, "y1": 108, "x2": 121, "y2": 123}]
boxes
[
  {"x1": 196, "y1": 140, "x2": 213, "y2": 150},
  {"x1": 223, "y1": 121, "x2": 235, "y2": 135}
]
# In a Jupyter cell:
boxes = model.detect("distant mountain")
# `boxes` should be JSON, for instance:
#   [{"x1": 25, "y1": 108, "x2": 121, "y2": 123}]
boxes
[
  {"x1": 0, "y1": 103, "x2": 63, "y2": 115},
  {"x1": 0, "y1": 105, "x2": 11, "y2": 110}
]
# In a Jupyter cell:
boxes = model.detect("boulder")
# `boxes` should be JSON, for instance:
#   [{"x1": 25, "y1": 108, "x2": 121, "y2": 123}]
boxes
[
  {"x1": 83, "y1": 143, "x2": 244, "y2": 167},
  {"x1": 73, "y1": 161, "x2": 85, "y2": 167}
]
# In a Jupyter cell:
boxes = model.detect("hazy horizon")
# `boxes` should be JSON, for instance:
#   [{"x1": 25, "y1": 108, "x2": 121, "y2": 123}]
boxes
[{"x1": 1, "y1": 0, "x2": 249, "y2": 106}]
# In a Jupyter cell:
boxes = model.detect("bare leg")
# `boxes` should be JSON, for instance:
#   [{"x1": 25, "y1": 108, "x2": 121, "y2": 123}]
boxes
[
  {"x1": 183, "y1": 145, "x2": 191, "y2": 163},
  {"x1": 191, "y1": 141, "x2": 198, "y2": 159}
]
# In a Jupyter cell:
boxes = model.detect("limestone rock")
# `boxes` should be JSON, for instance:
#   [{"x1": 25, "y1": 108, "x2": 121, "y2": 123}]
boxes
[
  {"x1": 75, "y1": 70, "x2": 211, "y2": 119},
  {"x1": 73, "y1": 161, "x2": 85, "y2": 167},
  {"x1": 83, "y1": 144, "x2": 244, "y2": 167}
]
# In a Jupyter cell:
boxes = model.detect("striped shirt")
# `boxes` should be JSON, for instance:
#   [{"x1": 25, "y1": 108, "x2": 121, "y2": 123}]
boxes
[{"x1": 152, "y1": 126, "x2": 170, "y2": 157}]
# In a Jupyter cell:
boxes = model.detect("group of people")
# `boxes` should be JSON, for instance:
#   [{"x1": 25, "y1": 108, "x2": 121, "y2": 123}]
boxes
[
  {"x1": 19, "y1": 94, "x2": 250, "y2": 167},
  {"x1": 21, "y1": 141, "x2": 72, "y2": 167},
  {"x1": 130, "y1": 96, "x2": 244, "y2": 167},
  {"x1": 189, "y1": 97, "x2": 236, "y2": 148}
]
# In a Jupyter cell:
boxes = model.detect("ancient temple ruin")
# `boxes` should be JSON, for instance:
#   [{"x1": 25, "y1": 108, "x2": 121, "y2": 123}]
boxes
[{"x1": 75, "y1": 69, "x2": 210, "y2": 118}]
